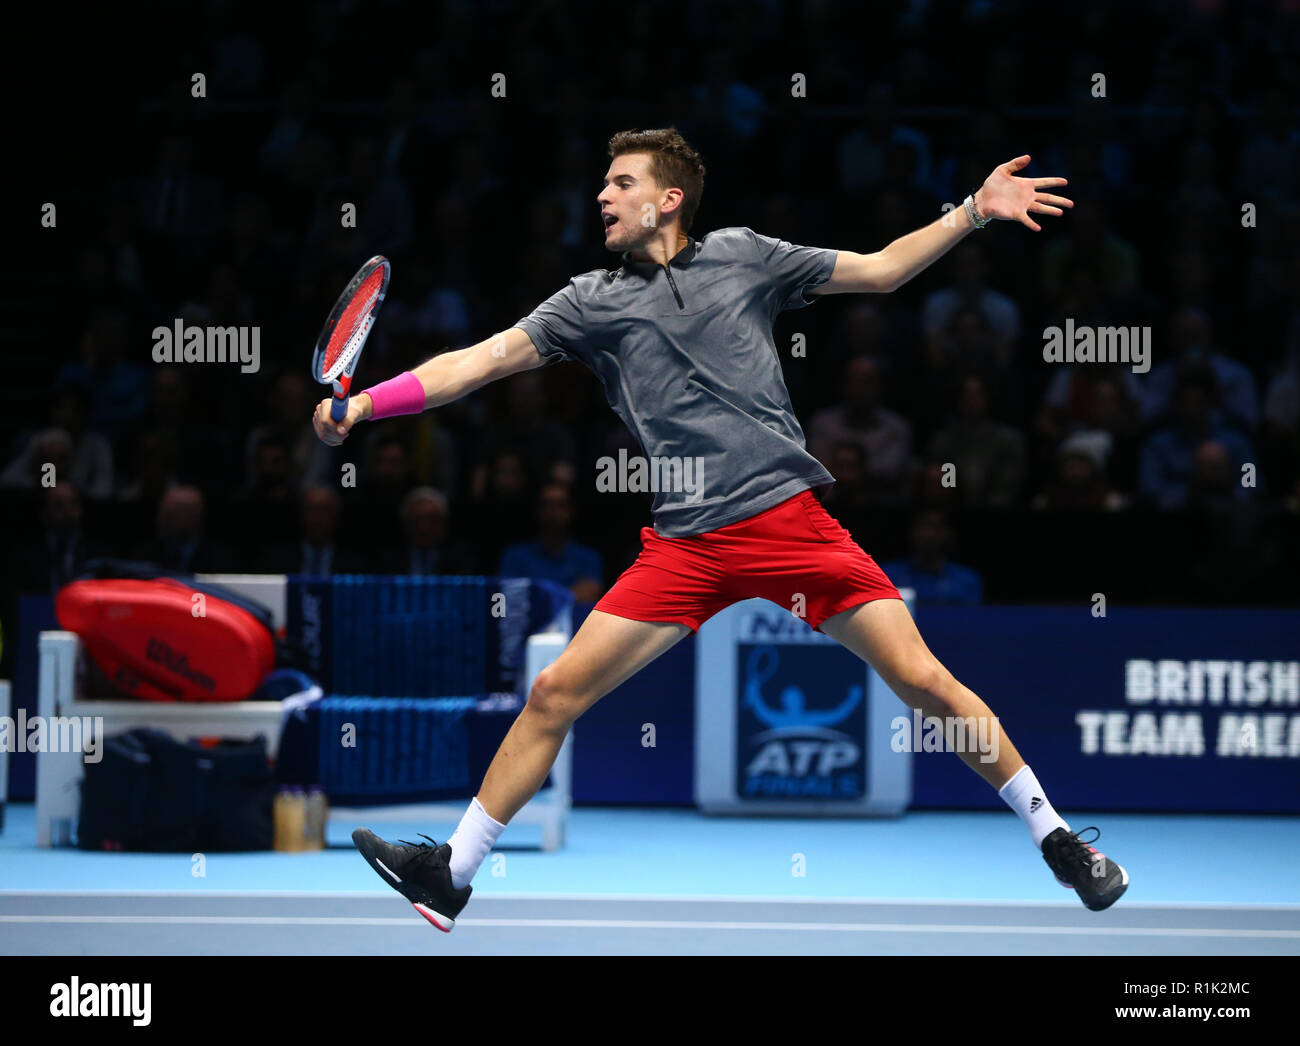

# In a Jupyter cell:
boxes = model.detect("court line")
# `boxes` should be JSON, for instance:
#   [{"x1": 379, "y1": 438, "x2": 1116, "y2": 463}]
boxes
[
  {"x1": 1, "y1": 915, "x2": 1296, "y2": 937},
  {"x1": 2, "y1": 890, "x2": 1297, "y2": 910}
]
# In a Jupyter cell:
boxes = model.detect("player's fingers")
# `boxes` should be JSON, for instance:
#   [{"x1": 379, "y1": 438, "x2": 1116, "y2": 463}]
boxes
[
  {"x1": 313, "y1": 399, "x2": 343, "y2": 445},
  {"x1": 1035, "y1": 192, "x2": 1073, "y2": 207},
  {"x1": 1030, "y1": 176, "x2": 1068, "y2": 188},
  {"x1": 1020, "y1": 211, "x2": 1043, "y2": 232},
  {"x1": 336, "y1": 400, "x2": 370, "y2": 438},
  {"x1": 1002, "y1": 154, "x2": 1031, "y2": 172},
  {"x1": 1029, "y1": 202, "x2": 1064, "y2": 216}
]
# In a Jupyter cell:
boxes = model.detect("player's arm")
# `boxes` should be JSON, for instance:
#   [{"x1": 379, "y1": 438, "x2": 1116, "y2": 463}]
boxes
[
  {"x1": 404, "y1": 327, "x2": 544, "y2": 409},
  {"x1": 811, "y1": 155, "x2": 1072, "y2": 296},
  {"x1": 313, "y1": 327, "x2": 543, "y2": 444}
]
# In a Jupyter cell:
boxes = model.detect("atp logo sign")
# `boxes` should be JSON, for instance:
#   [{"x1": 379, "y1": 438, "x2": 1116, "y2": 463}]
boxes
[{"x1": 736, "y1": 643, "x2": 866, "y2": 799}]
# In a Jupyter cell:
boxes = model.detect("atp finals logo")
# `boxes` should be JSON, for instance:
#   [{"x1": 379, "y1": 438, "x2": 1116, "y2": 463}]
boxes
[{"x1": 736, "y1": 645, "x2": 865, "y2": 798}]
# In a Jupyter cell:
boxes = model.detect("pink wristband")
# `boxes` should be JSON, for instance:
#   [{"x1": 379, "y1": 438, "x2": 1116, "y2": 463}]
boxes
[{"x1": 360, "y1": 371, "x2": 427, "y2": 419}]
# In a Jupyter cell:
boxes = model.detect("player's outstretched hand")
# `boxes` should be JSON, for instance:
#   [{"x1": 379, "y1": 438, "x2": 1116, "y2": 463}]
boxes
[
  {"x1": 312, "y1": 394, "x2": 371, "y2": 446},
  {"x1": 974, "y1": 155, "x2": 1073, "y2": 232}
]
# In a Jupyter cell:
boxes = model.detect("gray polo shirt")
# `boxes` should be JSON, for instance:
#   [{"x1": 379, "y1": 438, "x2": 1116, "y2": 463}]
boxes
[{"x1": 514, "y1": 226, "x2": 837, "y2": 536}]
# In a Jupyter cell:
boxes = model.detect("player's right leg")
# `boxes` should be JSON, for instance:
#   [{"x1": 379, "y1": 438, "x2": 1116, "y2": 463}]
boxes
[
  {"x1": 353, "y1": 610, "x2": 689, "y2": 930},
  {"x1": 478, "y1": 610, "x2": 690, "y2": 823}
]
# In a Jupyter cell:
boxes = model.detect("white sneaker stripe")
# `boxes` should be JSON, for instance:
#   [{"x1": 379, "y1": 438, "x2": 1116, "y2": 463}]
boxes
[{"x1": 375, "y1": 858, "x2": 402, "y2": 884}]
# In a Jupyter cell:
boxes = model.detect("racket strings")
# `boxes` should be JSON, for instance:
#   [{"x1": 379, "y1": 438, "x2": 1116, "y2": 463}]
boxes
[
  {"x1": 313, "y1": 257, "x2": 389, "y2": 393},
  {"x1": 322, "y1": 277, "x2": 385, "y2": 379},
  {"x1": 324, "y1": 309, "x2": 376, "y2": 381}
]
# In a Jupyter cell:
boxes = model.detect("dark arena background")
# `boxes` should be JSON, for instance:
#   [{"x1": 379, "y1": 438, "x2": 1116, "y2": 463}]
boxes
[{"x1": 0, "y1": 0, "x2": 1296, "y2": 1006}]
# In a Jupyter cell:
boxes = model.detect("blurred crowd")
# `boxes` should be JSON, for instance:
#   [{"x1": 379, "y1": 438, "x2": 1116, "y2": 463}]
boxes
[{"x1": 5, "y1": 0, "x2": 1298, "y2": 628}]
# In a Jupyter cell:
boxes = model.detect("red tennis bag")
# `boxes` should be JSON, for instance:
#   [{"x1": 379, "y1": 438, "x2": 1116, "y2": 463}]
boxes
[{"x1": 56, "y1": 578, "x2": 276, "y2": 702}]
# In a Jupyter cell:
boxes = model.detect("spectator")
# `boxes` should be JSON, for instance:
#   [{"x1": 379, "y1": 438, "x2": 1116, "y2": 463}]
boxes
[
  {"x1": 2, "y1": 389, "x2": 114, "y2": 500},
  {"x1": 1033, "y1": 435, "x2": 1127, "y2": 512},
  {"x1": 1187, "y1": 441, "x2": 1247, "y2": 513},
  {"x1": 500, "y1": 483, "x2": 603, "y2": 601},
  {"x1": 245, "y1": 370, "x2": 333, "y2": 492},
  {"x1": 15, "y1": 485, "x2": 105, "y2": 595},
  {"x1": 1037, "y1": 368, "x2": 1142, "y2": 490},
  {"x1": 1039, "y1": 366, "x2": 1142, "y2": 442},
  {"x1": 690, "y1": 51, "x2": 765, "y2": 142},
  {"x1": 379, "y1": 77, "x2": 440, "y2": 185},
  {"x1": 256, "y1": 485, "x2": 365, "y2": 575},
  {"x1": 234, "y1": 433, "x2": 299, "y2": 549},
  {"x1": 921, "y1": 242, "x2": 1021, "y2": 367},
  {"x1": 925, "y1": 305, "x2": 1009, "y2": 411},
  {"x1": 138, "y1": 136, "x2": 221, "y2": 239},
  {"x1": 373, "y1": 487, "x2": 473, "y2": 576},
  {"x1": 555, "y1": 137, "x2": 598, "y2": 247},
  {"x1": 809, "y1": 301, "x2": 902, "y2": 401},
  {"x1": 1175, "y1": 139, "x2": 1225, "y2": 216},
  {"x1": 911, "y1": 460, "x2": 961, "y2": 513},
  {"x1": 881, "y1": 510, "x2": 983, "y2": 606},
  {"x1": 1042, "y1": 99, "x2": 1133, "y2": 195},
  {"x1": 838, "y1": 83, "x2": 932, "y2": 194},
  {"x1": 129, "y1": 485, "x2": 233, "y2": 573},
  {"x1": 928, "y1": 374, "x2": 1027, "y2": 508},
  {"x1": 2, "y1": 428, "x2": 60, "y2": 493},
  {"x1": 808, "y1": 355, "x2": 913, "y2": 504},
  {"x1": 1178, "y1": 441, "x2": 1272, "y2": 599},
  {"x1": 383, "y1": 257, "x2": 472, "y2": 350},
  {"x1": 472, "y1": 370, "x2": 576, "y2": 495},
  {"x1": 819, "y1": 442, "x2": 874, "y2": 540},
  {"x1": 259, "y1": 79, "x2": 311, "y2": 175},
  {"x1": 352, "y1": 433, "x2": 416, "y2": 551},
  {"x1": 1139, "y1": 372, "x2": 1254, "y2": 510},
  {"x1": 930, "y1": 108, "x2": 1009, "y2": 205},
  {"x1": 116, "y1": 429, "x2": 181, "y2": 505},
  {"x1": 1140, "y1": 307, "x2": 1258, "y2": 431},
  {"x1": 310, "y1": 136, "x2": 413, "y2": 257},
  {"x1": 122, "y1": 369, "x2": 232, "y2": 494},
  {"x1": 1041, "y1": 200, "x2": 1139, "y2": 304},
  {"x1": 55, "y1": 309, "x2": 149, "y2": 439},
  {"x1": 1262, "y1": 334, "x2": 1299, "y2": 490},
  {"x1": 1237, "y1": 86, "x2": 1298, "y2": 206},
  {"x1": 466, "y1": 449, "x2": 539, "y2": 572}
]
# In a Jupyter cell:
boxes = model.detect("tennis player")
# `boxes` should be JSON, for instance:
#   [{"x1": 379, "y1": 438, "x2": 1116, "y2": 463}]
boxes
[{"x1": 314, "y1": 128, "x2": 1128, "y2": 931}]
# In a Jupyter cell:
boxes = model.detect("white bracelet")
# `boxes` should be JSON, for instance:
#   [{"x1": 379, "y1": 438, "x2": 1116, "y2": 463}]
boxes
[{"x1": 963, "y1": 194, "x2": 991, "y2": 229}]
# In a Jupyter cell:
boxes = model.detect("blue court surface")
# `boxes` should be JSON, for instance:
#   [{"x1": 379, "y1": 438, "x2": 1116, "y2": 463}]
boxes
[{"x1": 2, "y1": 803, "x2": 1297, "y2": 955}]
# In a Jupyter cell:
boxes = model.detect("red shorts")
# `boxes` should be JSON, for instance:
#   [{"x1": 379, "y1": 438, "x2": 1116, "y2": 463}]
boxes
[{"x1": 594, "y1": 489, "x2": 901, "y2": 632}]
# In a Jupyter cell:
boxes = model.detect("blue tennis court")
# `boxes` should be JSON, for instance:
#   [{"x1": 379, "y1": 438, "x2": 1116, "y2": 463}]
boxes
[{"x1": 3, "y1": 805, "x2": 1296, "y2": 955}]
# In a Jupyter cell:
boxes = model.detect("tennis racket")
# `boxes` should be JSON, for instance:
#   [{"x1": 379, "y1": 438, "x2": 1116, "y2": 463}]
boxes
[{"x1": 311, "y1": 255, "x2": 391, "y2": 422}]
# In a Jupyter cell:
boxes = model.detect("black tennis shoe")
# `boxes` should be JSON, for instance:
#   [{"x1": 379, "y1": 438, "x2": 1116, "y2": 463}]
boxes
[
  {"x1": 352, "y1": 828, "x2": 472, "y2": 932},
  {"x1": 1041, "y1": 826, "x2": 1129, "y2": 911}
]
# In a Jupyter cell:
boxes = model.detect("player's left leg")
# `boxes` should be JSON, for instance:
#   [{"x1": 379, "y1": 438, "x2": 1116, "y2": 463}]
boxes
[
  {"x1": 819, "y1": 597, "x2": 1129, "y2": 910},
  {"x1": 819, "y1": 598, "x2": 1024, "y2": 788}
]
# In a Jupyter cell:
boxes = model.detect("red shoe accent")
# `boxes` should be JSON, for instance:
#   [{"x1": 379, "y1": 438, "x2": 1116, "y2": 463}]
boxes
[{"x1": 412, "y1": 903, "x2": 453, "y2": 932}]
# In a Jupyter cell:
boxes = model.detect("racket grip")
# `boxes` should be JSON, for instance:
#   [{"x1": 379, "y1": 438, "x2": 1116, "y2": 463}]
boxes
[{"x1": 330, "y1": 396, "x2": 349, "y2": 422}]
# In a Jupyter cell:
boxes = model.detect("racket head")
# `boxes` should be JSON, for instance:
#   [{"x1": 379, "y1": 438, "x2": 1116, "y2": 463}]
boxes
[{"x1": 311, "y1": 255, "x2": 391, "y2": 406}]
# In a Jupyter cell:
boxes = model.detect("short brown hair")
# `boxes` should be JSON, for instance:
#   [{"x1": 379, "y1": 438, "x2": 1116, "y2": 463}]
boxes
[{"x1": 607, "y1": 127, "x2": 706, "y2": 233}]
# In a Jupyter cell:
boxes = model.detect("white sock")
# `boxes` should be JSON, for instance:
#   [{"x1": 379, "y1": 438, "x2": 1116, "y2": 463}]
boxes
[
  {"x1": 445, "y1": 797, "x2": 506, "y2": 889},
  {"x1": 998, "y1": 765, "x2": 1069, "y2": 849}
]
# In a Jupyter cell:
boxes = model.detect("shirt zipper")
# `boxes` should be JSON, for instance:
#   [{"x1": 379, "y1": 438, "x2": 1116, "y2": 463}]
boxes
[{"x1": 663, "y1": 265, "x2": 685, "y2": 309}]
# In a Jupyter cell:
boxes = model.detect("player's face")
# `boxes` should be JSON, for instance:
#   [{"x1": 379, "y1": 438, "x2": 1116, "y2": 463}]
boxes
[{"x1": 597, "y1": 153, "x2": 664, "y2": 252}]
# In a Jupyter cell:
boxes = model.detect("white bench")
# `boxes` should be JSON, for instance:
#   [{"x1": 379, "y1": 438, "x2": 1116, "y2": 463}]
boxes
[{"x1": 32, "y1": 573, "x2": 572, "y2": 850}]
